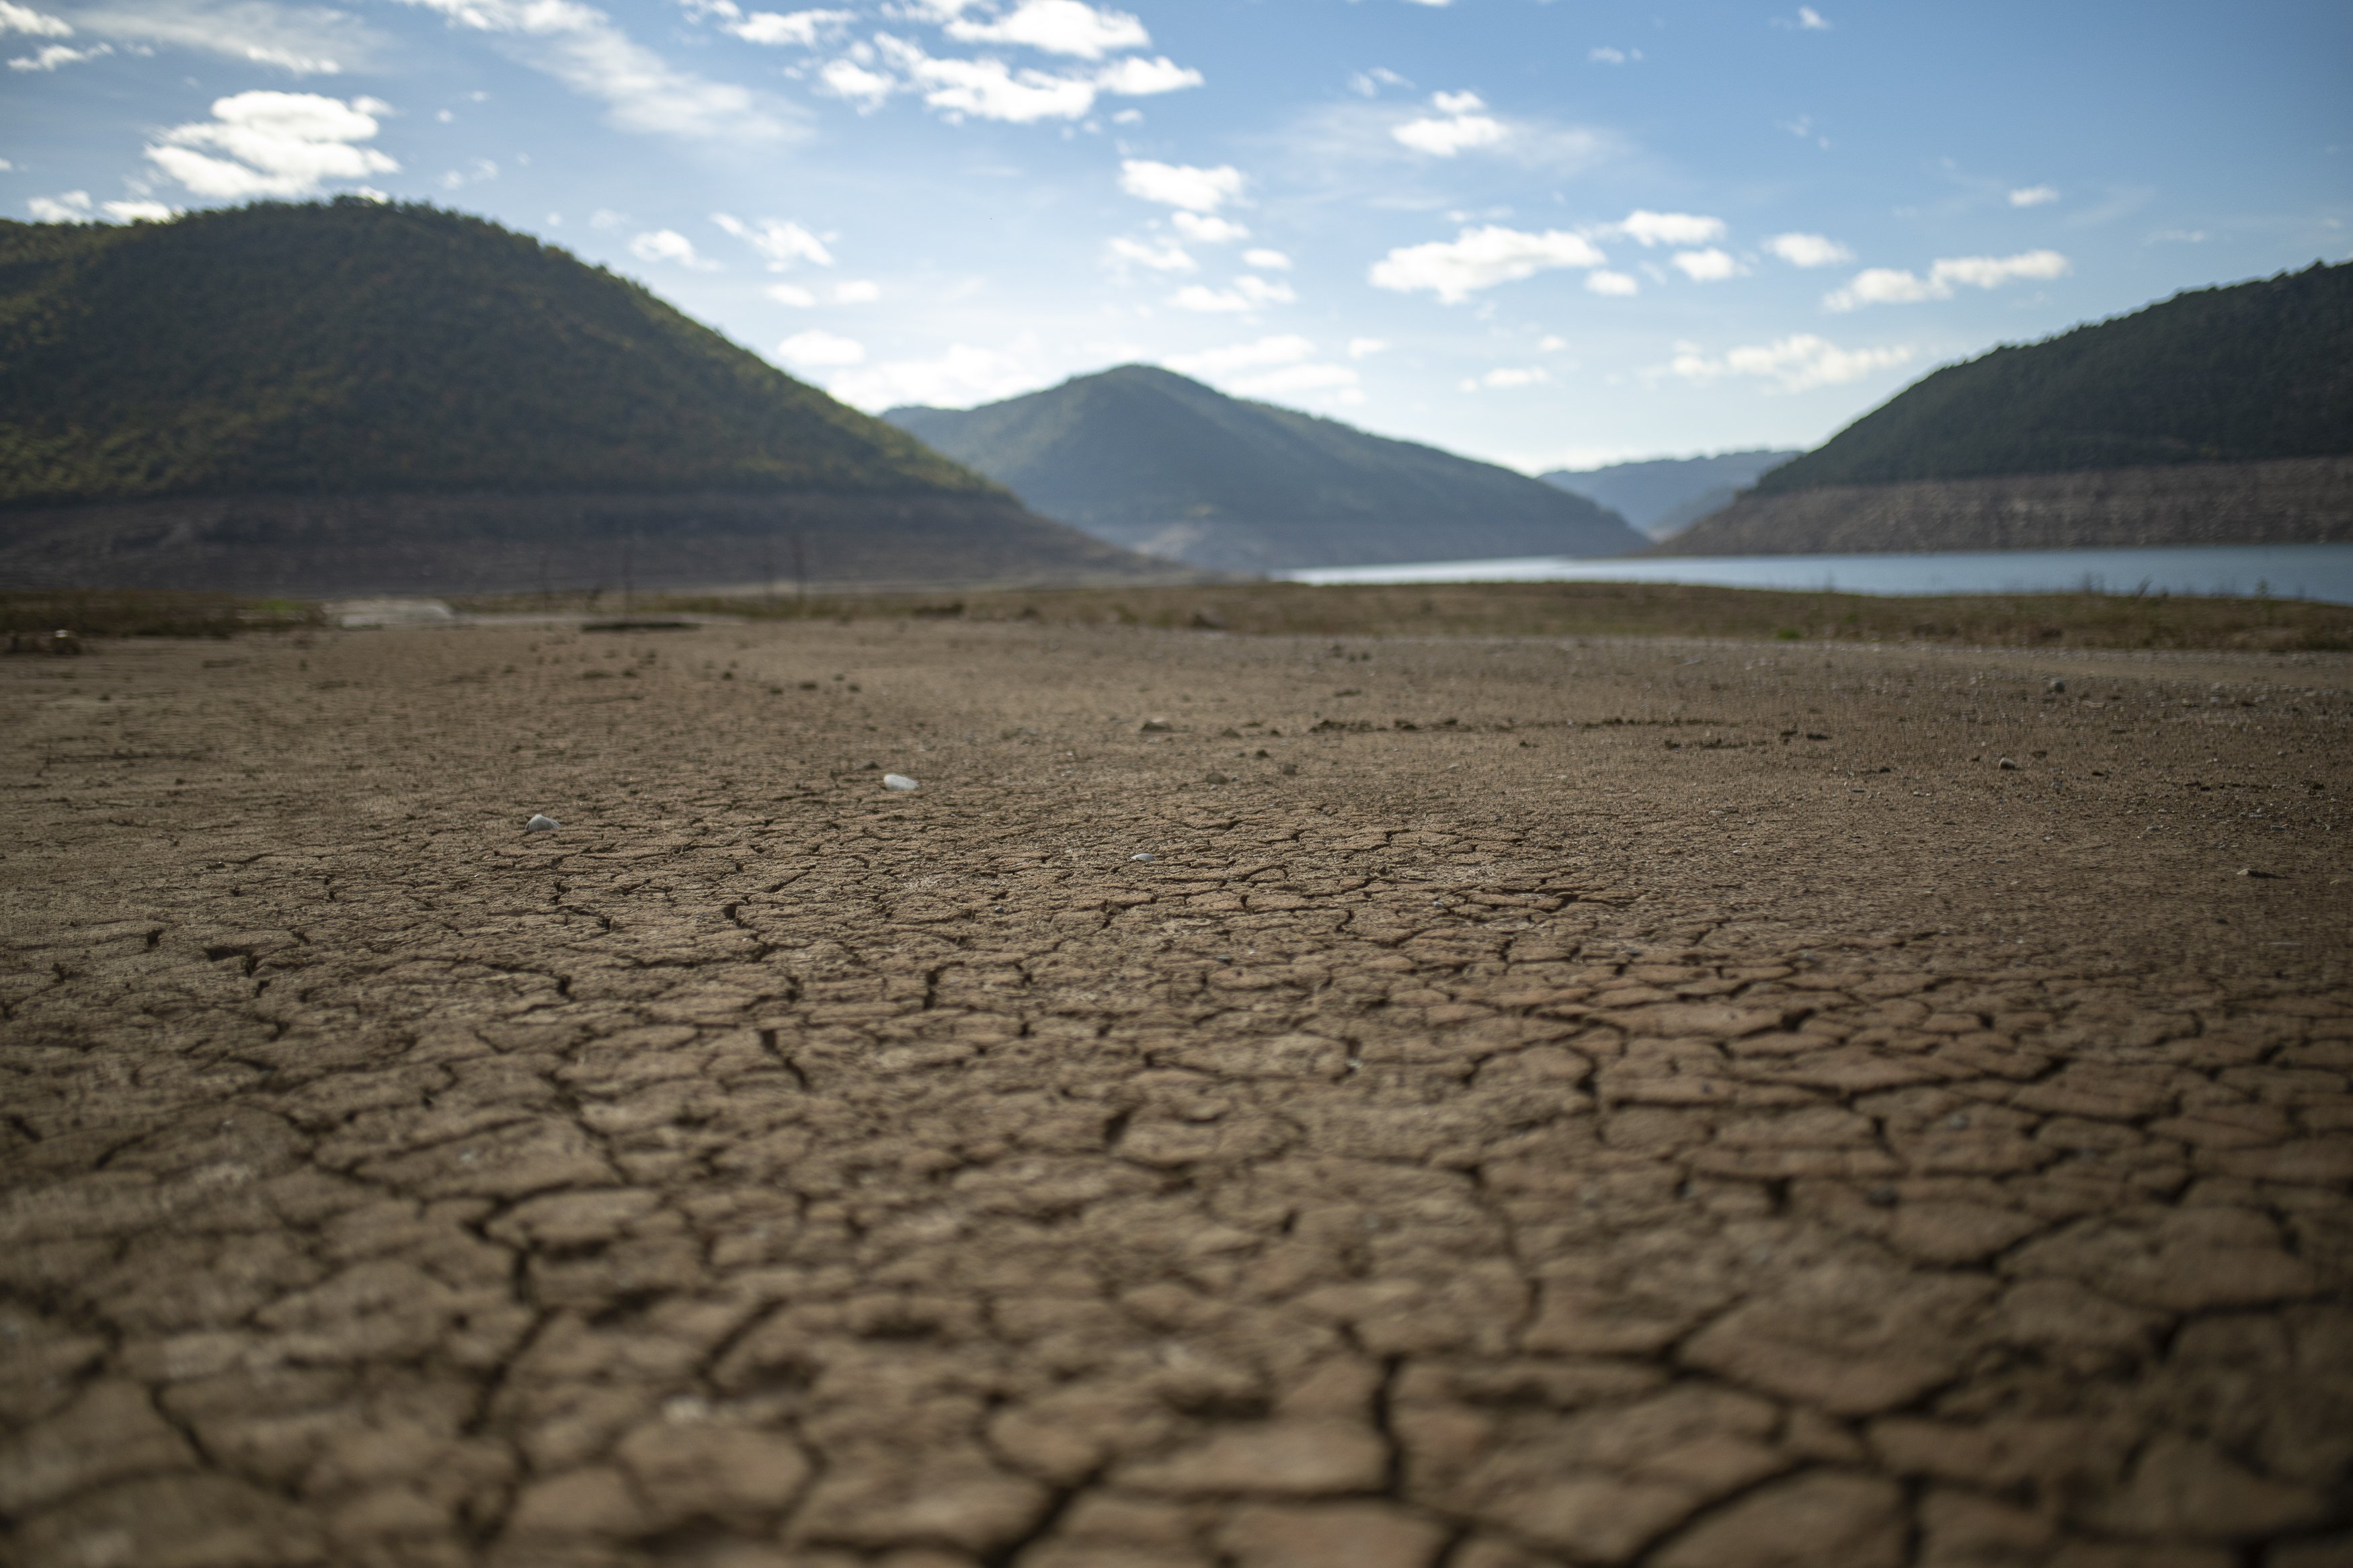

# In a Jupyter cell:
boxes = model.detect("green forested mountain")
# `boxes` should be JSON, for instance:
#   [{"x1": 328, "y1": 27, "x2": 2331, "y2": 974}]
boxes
[
  {"x1": 1755, "y1": 261, "x2": 2353, "y2": 496},
  {"x1": 886, "y1": 365, "x2": 1644, "y2": 571},
  {"x1": 0, "y1": 200, "x2": 992, "y2": 505}
]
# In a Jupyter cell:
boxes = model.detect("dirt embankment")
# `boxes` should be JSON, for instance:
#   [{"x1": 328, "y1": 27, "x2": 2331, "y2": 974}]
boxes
[
  {"x1": 0, "y1": 490, "x2": 1186, "y2": 596},
  {"x1": 1659, "y1": 456, "x2": 2353, "y2": 556}
]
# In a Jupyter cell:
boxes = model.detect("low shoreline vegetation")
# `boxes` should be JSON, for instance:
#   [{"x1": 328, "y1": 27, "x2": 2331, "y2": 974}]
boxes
[
  {"x1": 575, "y1": 579, "x2": 2351, "y2": 653},
  {"x1": 0, "y1": 590, "x2": 323, "y2": 641},
  {"x1": 11, "y1": 580, "x2": 2348, "y2": 652}
]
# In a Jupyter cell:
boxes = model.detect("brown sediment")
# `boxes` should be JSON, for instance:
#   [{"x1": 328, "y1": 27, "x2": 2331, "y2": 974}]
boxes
[{"x1": 2, "y1": 618, "x2": 2348, "y2": 1567}]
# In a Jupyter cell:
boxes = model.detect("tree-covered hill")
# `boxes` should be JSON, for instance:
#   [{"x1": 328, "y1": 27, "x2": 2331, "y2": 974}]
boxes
[
  {"x1": 1755, "y1": 261, "x2": 2353, "y2": 496},
  {"x1": 887, "y1": 365, "x2": 1644, "y2": 572},
  {"x1": 0, "y1": 200, "x2": 994, "y2": 505}
]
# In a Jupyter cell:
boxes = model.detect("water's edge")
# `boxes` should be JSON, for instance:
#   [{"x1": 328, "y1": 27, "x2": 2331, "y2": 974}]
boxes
[{"x1": 1284, "y1": 542, "x2": 2353, "y2": 606}]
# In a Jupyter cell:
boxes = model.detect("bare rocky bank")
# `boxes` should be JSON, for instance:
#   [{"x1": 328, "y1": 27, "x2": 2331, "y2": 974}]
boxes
[{"x1": 1659, "y1": 456, "x2": 2353, "y2": 557}]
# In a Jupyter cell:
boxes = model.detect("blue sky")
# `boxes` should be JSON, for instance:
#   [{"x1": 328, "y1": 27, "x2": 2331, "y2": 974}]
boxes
[{"x1": 6, "y1": 0, "x2": 2348, "y2": 472}]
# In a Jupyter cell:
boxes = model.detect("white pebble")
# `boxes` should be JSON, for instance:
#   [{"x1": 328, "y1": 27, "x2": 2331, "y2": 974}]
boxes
[
  {"x1": 882, "y1": 774, "x2": 920, "y2": 792},
  {"x1": 1130, "y1": 852, "x2": 1154, "y2": 862},
  {"x1": 525, "y1": 814, "x2": 560, "y2": 832}
]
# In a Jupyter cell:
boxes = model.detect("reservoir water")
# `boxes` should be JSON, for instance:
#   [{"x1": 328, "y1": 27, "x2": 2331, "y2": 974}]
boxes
[{"x1": 1285, "y1": 542, "x2": 2353, "y2": 606}]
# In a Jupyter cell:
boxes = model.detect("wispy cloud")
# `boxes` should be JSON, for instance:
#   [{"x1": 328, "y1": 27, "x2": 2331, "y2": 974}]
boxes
[
  {"x1": 1119, "y1": 159, "x2": 1242, "y2": 212},
  {"x1": 69, "y1": 0, "x2": 381, "y2": 73},
  {"x1": 395, "y1": 0, "x2": 792, "y2": 140},
  {"x1": 944, "y1": 0, "x2": 1148, "y2": 60},
  {"x1": 2008, "y1": 184, "x2": 2060, "y2": 207},
  {"x1": 1764, "y1": 231, "x2": 1853, "y2": 267},
  {"x1": 1392, "y1": 89, "x2": 1506, "y2": 157},
  {"x1": 1668, "y1": 333, "x2": 1910, "y2": 391},
  {"x1": 1824, "y1": 249, "x2": 2069, "y2": 310},
  {"x1": 1369, "y1": 224, "x2": 1609, "y2": 304},
  {"x1": 713, "y1": 212, "x2": 832, "y2": 267}
]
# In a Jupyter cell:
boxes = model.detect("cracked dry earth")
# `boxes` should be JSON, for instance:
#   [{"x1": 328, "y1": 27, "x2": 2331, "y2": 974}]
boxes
[{"x1": 3, "y1": 618, "x2": 2352, "y2": 1568}]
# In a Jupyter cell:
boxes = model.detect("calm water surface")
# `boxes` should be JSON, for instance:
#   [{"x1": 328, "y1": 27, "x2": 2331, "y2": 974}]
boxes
[{"x1": 1285, "y1": 542, "x2": 2353, "y2": 606}]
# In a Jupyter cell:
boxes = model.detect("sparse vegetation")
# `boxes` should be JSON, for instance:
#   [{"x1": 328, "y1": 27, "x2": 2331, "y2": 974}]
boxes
[
  {"x1": 0, "y1": 589, "x2": 324, "y2": 639},
  {"x1": 469, "y1": 579, "x2": 2353, "y2": 653}
]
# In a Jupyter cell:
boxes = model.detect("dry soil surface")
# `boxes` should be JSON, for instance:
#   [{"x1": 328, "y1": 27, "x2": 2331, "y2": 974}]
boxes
[{"x1": 3, "y1": 620, "x2": 2351, "y2": 1568}]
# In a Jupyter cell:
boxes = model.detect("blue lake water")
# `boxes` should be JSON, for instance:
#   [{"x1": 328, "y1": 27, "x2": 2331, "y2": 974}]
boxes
[{"x1": 1284, "y1": 542, "x2": 2353, "y2": 606}]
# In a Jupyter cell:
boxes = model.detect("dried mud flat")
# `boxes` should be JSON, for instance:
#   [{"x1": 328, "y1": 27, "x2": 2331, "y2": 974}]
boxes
[{"x1": 3, "y1": 618, "x2": 2350, "y2": 1568}]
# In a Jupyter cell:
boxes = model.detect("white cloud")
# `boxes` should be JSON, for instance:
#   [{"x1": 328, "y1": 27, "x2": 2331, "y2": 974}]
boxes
[
  {"x1": 1347, "y1": 337, "x2": 1388, "y2": 359},
  {"x1": 1392, "y1": 89, "x2": 1506, "y2": 157},
  {"x1": 818, "y1": 57, "x2": 892, "y2": 107},
  {"x1": 1106, "y1": 235, "x2": 1194, "y2": 272},
  {"x1": 394, "y1": 0, "x2": 787, "y2": 140},
  {"x1": 1170, "y1": 275, "x2": 1294, "y2": 313},
  {"x1": 144, "y1": 91, "x2": 397, "y2": 198},
  {"x1": 713, "y1": 212, "x2": 833, "y2": 267},
  {"x1": 1671, "y1": 247, "x2": 1745, "y2": 282},
  {"x1": 1462, "y1": 366, "x2": 1549, "y2": 390},
  {"x1": 1824, "y1": 248, "x2": 2069, "y2": 310},
  {"x1": 765, "y1": 282, "x2": 817, "y2": 305},
  {"x1": 1119, "y1": 158, "x2": 1242, "y2": 212},
  {"x1": 2008, "y1": 184, "x2": 2059, "y2": 207},
  {"x1": 1163, "y1": 334, "x2": 1314, "y2": 376},
  {"x1": 945, "y1": 0, "x2": 1146, "y2": 59},
  {"x1": 630, "y1": 228, "x2": 719, "y2": 268},
  {"x1": 1092, "y1": 54, "x2": 1199, "y2": 95},
  {"x1": 1587, "y1": 46, "x2": 1640, "y2": 64},
  {"x1": 1764, "y1": 231, "x2": 1852, "y2": 267},
  {"x1": 1538, "y1": 334, "x2": 1567, "y2": 351},
  {"x1": 1796, "y1": 6, "x2": 1830, "y2": 28},
  {"x1": 832, "y1": 279, "x2": 879, "y2": 302},
  {"x1": 1670, "y1": 333, "x2": 1908, "y2": 392},
  {"x1": 1346, "y1": 65, "x2": 1408, "y2": 95},
  {"x1": 29, "y1": 190, "x2": 192, "y2": 222},
  {"x1": 776, "y1": 328, "x2": 865, "y2": 366},
  {"x1": 1171, "y1": 210, "x2": 1247, "y2": 243},
  {"x1": 1585, "y1": 270, "x2": 1638, "y2": 296},
  {"x1": 1613, "y1": 209, "x2": 1726, "y2": 247},
  {"x1": 859, "y1": 34, "x2": 1195, "y2": 123},
  {"x1": 0, "y1": 3, "x2": 72, "y2": 36},
  {"x1": 726, "y1": 8, "x2": 850, "y2": 46},
  {"x1": 1241, "y1": 247, "x2": 1291, "y2": 270},
  {"x1": 829, "y1": 340, "x2": 1047, "y2": 411},
  {"x1": 875, "y1": 35, "x2": 1093, "y2": 121},
  {"x1": 1369, "y1": 224, "x2": 1608, "y2": 304},
  {"x1": 27, "y1": 191, "x2": 93, "y2": 220},
  {"x1": 9, "y1": 39, "x2": 107, "y2": 67},
  {"x1": 1230, "y1": 362, "x2": 1358, "y2": 400}
]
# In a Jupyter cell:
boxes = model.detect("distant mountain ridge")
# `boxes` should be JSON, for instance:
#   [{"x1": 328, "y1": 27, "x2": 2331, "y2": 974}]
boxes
[
  {"x1": 1666, "y1": 261, "x2": 2353, "y2": 555},
  {"x1": 885, "y1": 366, "x2": 1646, "y2": 573},
  {"x1": 1542, "y1": 450, "x2": 1800, "y2": 540},
  {"x1": 0, "y1": 201, "x2": 1170, "y2": 592}
]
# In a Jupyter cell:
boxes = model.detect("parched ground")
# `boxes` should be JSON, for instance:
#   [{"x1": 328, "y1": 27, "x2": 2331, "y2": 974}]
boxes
[{"x1": 3, "y1": 618, "x2": 2350, "y2": 1568}]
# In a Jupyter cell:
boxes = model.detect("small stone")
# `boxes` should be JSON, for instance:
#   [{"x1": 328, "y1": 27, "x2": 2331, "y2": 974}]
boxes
[
  {"x1": 1865, "y1": 1186, "x2": 1899, "y2": 1208},
  {"x1": 1131, "y1": 853, "x2": 1154, "y2": 862},
  {"x1": 1280, "y1": 764, "x2": 1298, "y2": 776},
  {"x1": 883, "y1": 774, "x2": 920, "y2": 792},
  {"x1": 525, "y1": 814, "x2": 559, "y2": 831},
  {"x1": 1140, "y1": 718, "x2": 1173, "y2": 732},
  {"x1": 1997, "y1": 757, "x2": 2020, "y2": 770},
  {"x1": 2046, "y1": 678, "x2": 2066, "y2": 694},
  {"x1": 1205, "y1": 772, "x2": 1230, "y2": 785}
]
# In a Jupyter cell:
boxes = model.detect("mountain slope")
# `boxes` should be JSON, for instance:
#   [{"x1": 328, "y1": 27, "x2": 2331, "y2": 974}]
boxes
[
  {"x1": 0, "y1": 200, "x2": 991, "y2": 504},
  {"x1": 1662, "y1": 262, "x2": 2353, "y2": 556},
  {"x1": 0, "y1": 201, "x2": 1182, "y2": 592},
  {"x1": 1542, "y1": 450, "x2": 1800, "y2": 539},
  {"x1": 886, "y1": 366, "x2": 1646, "y2": 571},
  {"x1": 1754, "y1": 261, "x2": 2353, "y2": 495}
]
